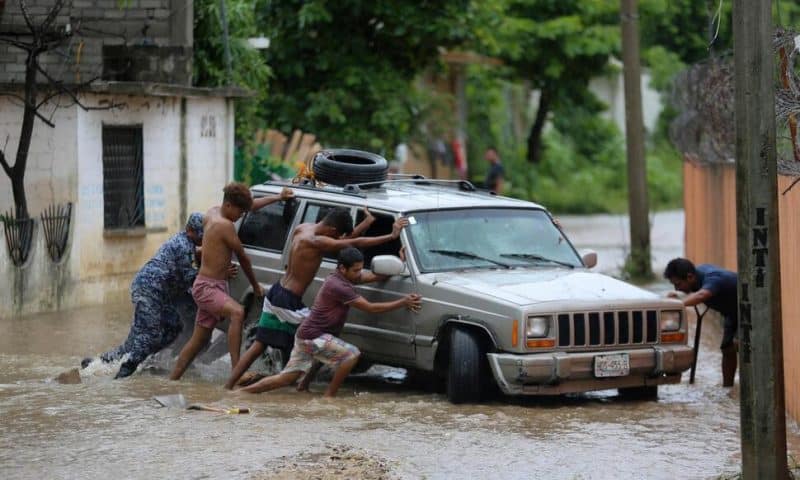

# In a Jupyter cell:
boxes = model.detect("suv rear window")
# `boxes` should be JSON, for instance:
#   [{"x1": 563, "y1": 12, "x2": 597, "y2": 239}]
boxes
[
  {"x1": 355, "y1": 210, "x2": 400, "y2": 268},
  {"x1": 238, "y1": 198, "x2": 298, "y2": 251}
]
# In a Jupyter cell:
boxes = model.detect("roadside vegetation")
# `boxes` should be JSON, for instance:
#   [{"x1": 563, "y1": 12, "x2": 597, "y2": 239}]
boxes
[{"x1": 192, "y1": 0, "x2": 800, "y2": 214}]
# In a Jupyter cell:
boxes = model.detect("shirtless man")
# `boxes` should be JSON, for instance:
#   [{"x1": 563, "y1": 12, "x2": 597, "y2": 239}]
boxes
[
  {"x1": 170, "y1": 183, "x2": 293, "y2": 380},
  {"x1": 224, "y1": 206, "x2": 408, "y2": 389}
]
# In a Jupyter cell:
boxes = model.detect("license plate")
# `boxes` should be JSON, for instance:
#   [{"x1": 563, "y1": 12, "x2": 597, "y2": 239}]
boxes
[{"x1": 594, "y1": 353, "x2": 630, "y2": 378}]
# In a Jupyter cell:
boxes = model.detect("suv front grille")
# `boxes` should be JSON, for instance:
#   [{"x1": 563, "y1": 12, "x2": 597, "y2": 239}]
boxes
[{"x1": 557, "y1": 310, "x2": 658, "y2": 348}]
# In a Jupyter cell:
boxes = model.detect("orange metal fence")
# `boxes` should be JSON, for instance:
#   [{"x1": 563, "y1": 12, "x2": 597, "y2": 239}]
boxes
[{"x1": 683, "y1": 161, "x2": 800, "y2": 423}]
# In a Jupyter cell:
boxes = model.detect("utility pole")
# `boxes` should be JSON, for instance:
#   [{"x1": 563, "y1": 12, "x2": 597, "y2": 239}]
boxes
[
  {"x1": 620, "y1": 0, "x2": 652, "y2": 280},
  {"x1": 732, "y1": 0, "x2": 789, "y2": 478},
  {"x1": 219, "y1": 0, "x2": 233, "y2": 84}
]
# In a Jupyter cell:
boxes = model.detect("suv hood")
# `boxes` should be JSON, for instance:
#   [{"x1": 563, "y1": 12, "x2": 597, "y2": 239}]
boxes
[{"x1": 424, "y1": 269, "x2": 658, "y2": 306}]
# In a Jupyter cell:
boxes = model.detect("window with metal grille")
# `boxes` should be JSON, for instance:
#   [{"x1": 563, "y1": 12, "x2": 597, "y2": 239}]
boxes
[{"x1": 102, "y1": 126, "x2": 145, "y2": 230}]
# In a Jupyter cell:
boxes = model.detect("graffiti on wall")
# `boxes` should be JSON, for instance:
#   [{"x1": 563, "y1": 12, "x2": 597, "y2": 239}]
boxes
[{"x1": 201, "y1": 115, "x2": 216, "y2": 138}]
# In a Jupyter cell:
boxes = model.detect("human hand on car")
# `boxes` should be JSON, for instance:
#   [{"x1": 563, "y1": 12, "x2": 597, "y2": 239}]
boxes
[
  {"x1": 363, "y1": 206, "x2": 375, "y2": 224},
  {"x1": 280, "y1": 187, "x2": 294, "y2": 201},
  {"x1": 404, "y1": 293, "x2": 422, "y2": 313},
  {"x1": 226, "y1": 263, "x2": 238, "y2": 279},
  {"x1": 398, "y1": 246, "x2": 406, "y2": 262},
  {"x1": 392, "y1": 217, "x2": 409, "y2": 238}
]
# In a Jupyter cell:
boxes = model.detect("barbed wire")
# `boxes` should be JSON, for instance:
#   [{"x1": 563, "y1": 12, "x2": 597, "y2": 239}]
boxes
[
  {"x1": 670, "y1": 28, "x2": 800, "y2": 175},
  {"x1": 669, "y1": 54, "x2": 735, "y2": 164}
]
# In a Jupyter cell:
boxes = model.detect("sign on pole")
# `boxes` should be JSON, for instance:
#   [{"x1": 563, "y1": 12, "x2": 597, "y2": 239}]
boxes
[{"x1": 732, "y1": 0, "x2": 788, "y2": 478}]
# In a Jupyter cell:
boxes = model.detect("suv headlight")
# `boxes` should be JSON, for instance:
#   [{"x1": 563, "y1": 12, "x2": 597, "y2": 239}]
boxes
[
  {"x1": 660, "y1": 310, "x2": 682, "y2": 331},
  {"x1": 526, "y1": 316, "x2": 552, "y2": 338}
]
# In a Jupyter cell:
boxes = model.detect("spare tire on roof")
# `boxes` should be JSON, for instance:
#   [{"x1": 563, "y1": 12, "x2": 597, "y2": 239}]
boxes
[{"x1": 312, "y1": 149, "x2": 389, "y2": 187}]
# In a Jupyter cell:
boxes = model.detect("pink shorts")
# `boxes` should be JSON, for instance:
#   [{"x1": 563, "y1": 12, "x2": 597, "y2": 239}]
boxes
[{"x1": 192, "y1": 274, "x2": 231, "y2": 329}]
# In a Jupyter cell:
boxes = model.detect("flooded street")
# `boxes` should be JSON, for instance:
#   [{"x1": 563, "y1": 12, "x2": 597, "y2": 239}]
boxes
[{"x1": 2, "y1": 210, "x2": 798, "y2": 479}]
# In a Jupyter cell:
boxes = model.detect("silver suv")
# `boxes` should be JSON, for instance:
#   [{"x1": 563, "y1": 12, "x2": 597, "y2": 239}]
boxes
[{"x1": 230, "y1": 178, "x2": 693, "y2": 403}]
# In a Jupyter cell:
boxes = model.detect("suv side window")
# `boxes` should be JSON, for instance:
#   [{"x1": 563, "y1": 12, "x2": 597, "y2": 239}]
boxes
[
  {"x1": 238, "y1": 198, "x2": 298, "y2": 251},
  {"x1": 354, "y1": 209, "x2": 400, "y2": 268},
  {"x1": 302, "y1": 202, "x2": 342, "y2": 262}
]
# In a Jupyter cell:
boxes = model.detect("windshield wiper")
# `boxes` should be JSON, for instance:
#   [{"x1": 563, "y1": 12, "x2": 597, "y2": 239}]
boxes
[
  {"x1": 428, "y1": 249, "x2": 511, "y2": 269},
  {"x1": 499, "y1": 253, "x2": 576, "y2": 269}
]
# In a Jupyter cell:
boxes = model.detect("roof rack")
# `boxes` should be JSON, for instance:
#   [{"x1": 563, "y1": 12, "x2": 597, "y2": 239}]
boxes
[
  {"x1": 387, "y1": 173, "x2": 427, "y2": 179},
  {"x1": 261, "y1": 179, "x2": 367, "y2": 197},
  {"x1": 342, "y1": 178, "x2": 477, "y2": 194},
  {"x1": 261, "y1": 177, "x2": 487, "y2": 197}
]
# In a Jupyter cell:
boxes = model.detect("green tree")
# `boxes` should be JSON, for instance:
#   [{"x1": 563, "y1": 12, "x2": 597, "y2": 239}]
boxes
[
  {"x1": 491, "y1": 0, "x2": 620, "y2": 164},
  {"x1": 639, "y1": 0, "x2": 726, "y2": 64},
  {"x1": 255, "y1": 0, "x2": 475, "y2": 152},
  {"x1": 194, "y1": 0, "x2": 271, "y2": 152}
]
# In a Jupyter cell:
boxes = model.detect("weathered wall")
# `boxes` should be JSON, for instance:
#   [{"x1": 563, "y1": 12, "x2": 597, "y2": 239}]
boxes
[
  {"x1": 73, "y1": 94, "x2": 182, "y2": 307},
  {"x1": 683, "y1": 160, "x2": 800, "y2": 423},
  {"x1": 0, "y1": 96, "x2": 79, "y2": 316},
  {"x1": 0, "y1": 91, "x2": 233, "y2": 317},
  {"x1": 0, "y1": 96, "x2": 78, "y2": 214},
  {"x1": 185, "y1": 97, "x2": 234, "y2": 213},
  {"x1": 0, "y1": 0, "x2": 192, "y2": 84}
]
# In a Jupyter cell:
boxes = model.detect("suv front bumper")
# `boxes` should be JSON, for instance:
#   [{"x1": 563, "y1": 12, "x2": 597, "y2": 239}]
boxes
[{"x1": 487, "y1": 345, "x2": 694, "y2": 395}]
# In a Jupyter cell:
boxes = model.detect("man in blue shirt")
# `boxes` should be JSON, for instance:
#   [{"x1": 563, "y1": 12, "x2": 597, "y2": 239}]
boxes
[
  {"x1": 82, "y1": 213, "x2": 206, "y2": 378},
  {"x1": 483, "y1": 147, "x2": 504, "y2": 194},
  {"x1": 664, "y1": 258, "x2": 739, "y2": 387}
]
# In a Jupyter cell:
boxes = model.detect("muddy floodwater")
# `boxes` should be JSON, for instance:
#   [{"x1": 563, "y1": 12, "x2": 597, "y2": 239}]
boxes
[{"x1": 2, "y1": 210, "x2": 799, "y2": 479}]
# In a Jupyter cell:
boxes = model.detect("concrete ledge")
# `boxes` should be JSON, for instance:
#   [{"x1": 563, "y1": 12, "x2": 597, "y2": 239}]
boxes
[
  {"x1": 102, "y1": 226, "x2": 168, "y2": 238},
  {"x1": 0, "y1": 81, "x2": 254, "y2": 98}
]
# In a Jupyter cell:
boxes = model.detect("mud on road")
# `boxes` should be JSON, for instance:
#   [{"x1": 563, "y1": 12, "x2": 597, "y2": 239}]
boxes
[{"x1": 2, "y1": 210, "x2": 799, "y2": 480}]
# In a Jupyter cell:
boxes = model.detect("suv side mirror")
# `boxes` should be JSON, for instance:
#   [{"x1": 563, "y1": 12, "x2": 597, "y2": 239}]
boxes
[
  {"x1": 581, "y1": 250, "x2": 598, "y2": 269},
  {"x1": 372, "y1": 255, "x2": 409, "y2": 276}
]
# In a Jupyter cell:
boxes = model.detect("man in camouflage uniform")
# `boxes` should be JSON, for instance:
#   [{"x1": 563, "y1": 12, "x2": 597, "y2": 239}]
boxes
[{"x1": 82, "y1": 213, "x2": 205, "y2": 378}]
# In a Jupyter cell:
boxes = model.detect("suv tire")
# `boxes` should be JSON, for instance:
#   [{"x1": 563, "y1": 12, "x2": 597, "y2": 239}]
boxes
[
  {"x1": 618, "y1": 385, "x2": 658, "y2": 400},
  {"x1": 312, "y1": 149, "x2": 388, "y2": 187},
  {"x1": 447, "y1": 327, "x2": 487, "y2": 403}
]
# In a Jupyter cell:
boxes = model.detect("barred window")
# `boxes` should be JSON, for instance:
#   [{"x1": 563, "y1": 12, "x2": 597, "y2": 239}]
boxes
[{"x1": 102, "y1": 126, "x2": 145, "y2": 230}]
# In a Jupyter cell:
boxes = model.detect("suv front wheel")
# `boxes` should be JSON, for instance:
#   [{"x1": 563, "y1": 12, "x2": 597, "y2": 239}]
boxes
[{"x1": 447, "y1": 327, "x2": 488, "y2": 403}]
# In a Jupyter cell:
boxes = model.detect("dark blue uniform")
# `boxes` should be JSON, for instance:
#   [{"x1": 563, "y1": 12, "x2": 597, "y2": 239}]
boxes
[
  {"x1": 97, "y1": 226, "x2": 200, "y2": 378},
  {"x1": 485, "y1": 162, "x2": 504, "y2": 193},
  {"x1": 695, "y1": 264, "x2": 738, "y2": 349}
]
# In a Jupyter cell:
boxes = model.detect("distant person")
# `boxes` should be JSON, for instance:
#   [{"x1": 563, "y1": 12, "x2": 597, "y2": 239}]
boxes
[
  {"x1": 225, "y1": 207, "x2": 408, "y2": 389},
  {"x1": 169, "y1": 184, "x2": 293, "y2": 380},
  {"x1": 236, "y1": 247, "x2": 421, "y2": 397},
  {"x1": 81, "y1": 213, "x2": 205, "y2": 378},
  {"x1": 664, "y1": 258, "x2": 739, "y2": 387},
  {"x1": 484, "y1": 147, "x2": 504, "y2": 194}
]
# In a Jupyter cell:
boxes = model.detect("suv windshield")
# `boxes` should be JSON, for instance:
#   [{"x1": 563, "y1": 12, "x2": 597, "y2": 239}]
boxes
[{"x1": 406, "y1": 208, "x2": 582, "y2": 273}]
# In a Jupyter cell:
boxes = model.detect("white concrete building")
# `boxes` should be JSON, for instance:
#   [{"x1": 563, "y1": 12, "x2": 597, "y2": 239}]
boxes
[
  {"x1": 0, "y1": 1, "x2": 253, "y2": 316},
  {"x1": 589, "y1": 60, "x2": 664, "y2": 135},
  {"x1": 0, "y1": 83, "x2": 242, "y2": 316}
]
